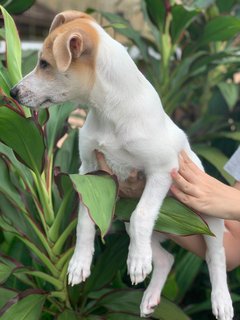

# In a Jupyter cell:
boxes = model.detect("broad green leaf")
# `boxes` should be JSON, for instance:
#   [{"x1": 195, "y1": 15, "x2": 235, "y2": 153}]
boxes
[
  {"x1": 54, "y1": 129, "x2": 79, "y2": 173},
  {"x1": 0, "y1": 5, "x2": 22, "y2": 85},
  {"x1": 97, "y1": 289, "x2": 142, "y2": 314},
  {"x1": 46, "y1": 103, "x2": 77, "y2": 152},
  {"x1": 0, "y1": 288, "x2": 17, "y2": 309},
  {"x1": 116, "y1": 197, "x2": 213, "y2": 236},
  {"x1": 200, "y1": 16, "x2": 240, "y2": 45},
  {"x1": 0, "y1": 157, "x2": 26, "y2": 211},
  {"x1": 216, "y1": 0, "x2": 236, "y2": 13},
  {"x1": 36, "y1": 109, "x2": 49, "y2": 127},
  {"x1": 0, "y1": 107, "x2": 45, "y2": 173},
  {"x1": 84, "y1": 234, "x2": 128, "y2": 293},
  {"x1": 153, "y1": 297, "x2": 190, "y2": 320},
  {"x1": 215, "y1": 131, "x2": 240, "y2": 141},
  {"x1": 175, "y1": 252, "x2": 203, "y2": 302},
  {"x1": 0, "y1": 263, "x2": 13, "y2": 284},
  {"x1": 0, "y1": 64, "x2": 11, "y2": 94},
  {"x1": 186, "y1": 293, "x2": 240, "y2": 315},
  {"x1": 70, "y1": 173, "x2": 118, "y2": 238},
  {"x1": 145, "y1": 0, "x2": 166, "y2": 31},
  {"x1": 193, "y1": 144, "x2": 235, "y2": 185},
  {"x1": 0, "y1": 291, "x2": 46, "y2": 320},
  {"x1": 162, "y1": 273, "x2": 179, "y2": 301},
  {"x1": 57, "y1": 310, "x2": 78, "y2": 320},
  {"x1": 217, "y1": 82, "x2": 239, "y2": 110},
  {"x1": 4, "y1": 0, "x2": 35, "y2": 15},
  {"x1": 171, "y1": 5, "x2": 198, "y2": 44}
]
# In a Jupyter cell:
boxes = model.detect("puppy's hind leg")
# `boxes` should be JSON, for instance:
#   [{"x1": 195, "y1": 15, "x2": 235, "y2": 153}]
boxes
[
  {"x1": 140, "y1": 232, "x2": 174, "y2": 318},
  {"x1": 203, "y1": 216, "x2": 234, "y2": 320}
]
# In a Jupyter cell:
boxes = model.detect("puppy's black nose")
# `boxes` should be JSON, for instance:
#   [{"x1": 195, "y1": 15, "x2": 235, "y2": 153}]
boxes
[{"x1": 10, "y1": 86, "x2": 19, "y2": 100}]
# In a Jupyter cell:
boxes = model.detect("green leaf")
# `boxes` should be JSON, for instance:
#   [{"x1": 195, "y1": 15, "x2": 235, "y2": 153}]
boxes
[
  {"x1": 3, "y1": 0, "x2": 35, "y2": 15},
  {"x1": 97, "y1": 289, "x2": 142, "y2": 314},
  {"x1": 84, "y1": 234, "x2": 128, "y2": 293},
  {"x1": 145, "y1": 0, "x2": 166, "y2": 31},
  {"x1": 57, "y1": 310, "x2": 78, "y2": 320},
  {"x1": 0, "y1": 290, "x2": 46, "y2": 320},
  {"x1": 171, "y1": 5, "x2": 198, "y2": 44},
  {"x1": 200, "y1": 16, "x2": 240, "y2": 45},
  {"x1": 217, "y1": 82, "x2": 239, "y2": 110},
  {"x1": 0, "y1": 107, "x2": 45, "y2": 173},
  {"x1": 162, "y1": 273, "x2": 179, "y2": 301},
  {"x1": 216, "y1": 0, "x2": 236, "y2": 13},
  {"x1": 46, "y1": 103, "x2": 77, "y2": 153},
  {"x1": 70, "y1": 173, "x2": 118, "y2": 238},
  {"x1": 0, "y1": 157, "x2": 26, "y2": 212},
  {"x1": 0, "y1": 63, "x2": 11, "y2": 94},
  {"x1": 153, "y1": 297, "x2": 190, "y2": 320},
  {"x1": 215, "y1": 131, "x2": 240, "y2": 141},
  {"x1": 0, "y1": 288, "x2": 17, "y2": 309},
  {"x1": 0, "y1": 5, "x2": 22, "y2": 85},
  {"x1": 0, "y1": 263, "x2": 13, "y2": 284},
  {"x1": 54, "y1": 129, "x2": 79, "y2": 173},
  {"x1": 175, "y1": 252, "x2": 203, "y2": 302},
  {"x1": 193, "y1": 144, "x2": 235, "y2": 185},
  {"x1": 116, "y1": 197, "x2": 213, "y2": 236}
]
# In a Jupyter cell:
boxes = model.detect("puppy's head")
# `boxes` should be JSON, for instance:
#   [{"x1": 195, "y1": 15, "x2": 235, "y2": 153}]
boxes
[{"x1": 10, "y1": 11, "x2": 99, "y2": 108}]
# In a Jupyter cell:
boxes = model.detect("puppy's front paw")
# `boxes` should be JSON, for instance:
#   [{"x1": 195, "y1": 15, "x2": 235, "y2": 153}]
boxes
[
  {"x1": 127, "y1": 245, "x2": 152, "y2": 285},
  {"x1": 67, "y1": 252, "x2": 92, "y2": 286},
  {"x1": 211, "y1": 289, "x2": 233, "y2": 320},
  {"x1": 140, "y1": 288, "x2": 160, "y2": 317}
]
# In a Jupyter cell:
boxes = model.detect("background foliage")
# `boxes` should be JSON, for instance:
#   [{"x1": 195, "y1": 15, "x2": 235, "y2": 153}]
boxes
[{"x1": 0, "y1": 0, "x2": 240, "y2": 319}]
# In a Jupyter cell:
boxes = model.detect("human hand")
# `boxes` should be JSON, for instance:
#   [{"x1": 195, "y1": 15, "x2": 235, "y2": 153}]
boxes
[
  {"x1": 95, "y1": 150, "x2": 145, "y2": 198},
  {"x1": 170, "y1": 150, "x2": 240, "y2": 220}
]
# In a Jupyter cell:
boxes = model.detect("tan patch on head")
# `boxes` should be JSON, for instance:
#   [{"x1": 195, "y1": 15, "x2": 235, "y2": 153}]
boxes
[
  {"x1": 36, "y1": 13, "x2": 99, "y2": 89},
  {"x1": 49, "y1": 11, "x2": 96, "y2": 34}
]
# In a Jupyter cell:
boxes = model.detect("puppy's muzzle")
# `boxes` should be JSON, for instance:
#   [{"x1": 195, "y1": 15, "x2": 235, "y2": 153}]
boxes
[{"x1": 10, "y1": 85, "x2": 20, "y2": 100}]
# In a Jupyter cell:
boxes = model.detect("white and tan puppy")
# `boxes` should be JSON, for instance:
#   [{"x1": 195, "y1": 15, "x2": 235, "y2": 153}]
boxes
[{"x1": 11, "y1": 11, "x2": 233, "y2": 319}]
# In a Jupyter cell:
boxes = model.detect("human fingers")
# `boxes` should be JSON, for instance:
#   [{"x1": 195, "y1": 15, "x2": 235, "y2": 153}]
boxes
[
  {"x1": 180, "y1": 150, "x2": 204, "y2": 175},
  {"x1": 170, "y1": 183, "x2": 195, "y2": 207},
  {"x1": 95, "y1": 150, "x2": 113, "y2": 174},
  {"x1": 171, "y1": 168, "x2": 195, "y2": 195},
  {"x1": 224, "y1": 220, "x2": 240, "y2": 237}
]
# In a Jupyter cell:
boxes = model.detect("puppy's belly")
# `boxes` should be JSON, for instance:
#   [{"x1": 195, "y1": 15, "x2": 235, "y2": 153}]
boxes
[
  {"x1": 104, "y1": 156, "x2": 133, "y2": 181},
  {"x1": 97, "y1": 145, "x2": 138, "y2": 181}
]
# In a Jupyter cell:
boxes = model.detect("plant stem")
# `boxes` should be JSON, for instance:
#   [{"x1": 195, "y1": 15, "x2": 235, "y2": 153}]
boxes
[
  {"x1": 32, "y1": 170, "x2": 55, "y2": 226},
  {"x1": 49, "y1": 189, "x2": 73, "y2": 243},
  {"x1": 25, "y1": 271, "x2": 63, "y2": 290},
  {"x1": 18, "y1": 235, "x2": 59, "y2": 277},
  {"x1": 53, "y1": 219, "x2": 77, "y2": 255}
]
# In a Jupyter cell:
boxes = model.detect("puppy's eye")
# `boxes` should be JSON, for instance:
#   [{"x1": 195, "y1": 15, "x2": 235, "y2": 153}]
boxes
[{"x1": 39, "y1": 59, "x2": 50, "y2": 69}]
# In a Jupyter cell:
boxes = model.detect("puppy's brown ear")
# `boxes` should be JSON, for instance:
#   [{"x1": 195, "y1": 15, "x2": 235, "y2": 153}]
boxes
[
  {"x1": 53, "y1": 31, "x2": 86, "y2": 72},
  {"x1": 49, "y1": 11, "x2": 94, "y2": 33}
]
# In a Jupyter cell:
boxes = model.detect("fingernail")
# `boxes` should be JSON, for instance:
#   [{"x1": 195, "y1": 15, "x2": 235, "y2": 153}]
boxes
[{"x1": 171, "y1": 168, "x2": 178, "y2": 177}]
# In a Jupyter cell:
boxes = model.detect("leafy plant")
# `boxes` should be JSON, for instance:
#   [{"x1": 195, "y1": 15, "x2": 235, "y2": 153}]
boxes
[
  {"x1": 0, "y1": 4, "x2": 214, "y2": 320},
  {"x1": 0, "y1": 0, "x2": 36, "y2": 15}
]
